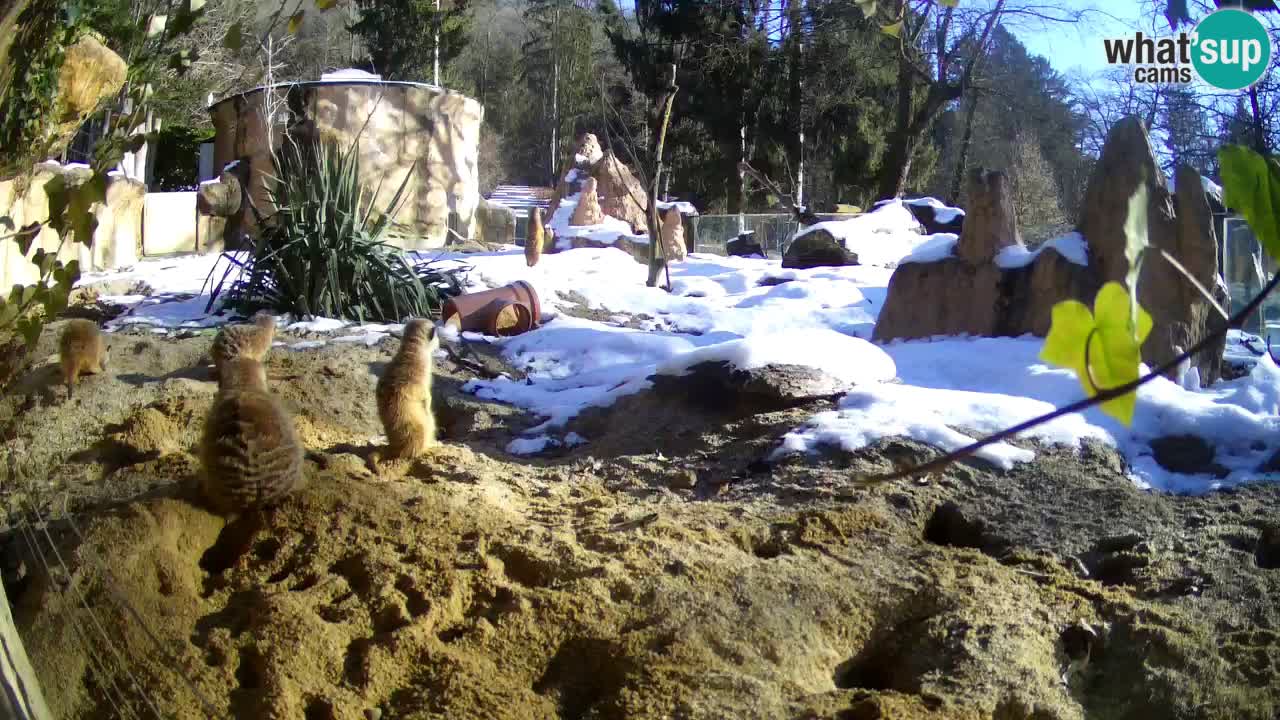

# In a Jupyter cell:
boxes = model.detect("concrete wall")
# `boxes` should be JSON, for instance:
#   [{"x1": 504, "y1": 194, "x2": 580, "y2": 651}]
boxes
[
  {"x1": 0, "y1": 173, "x2": 223, "y2": 291},
  {"x1": 209, "y1": 81, "x2": 483, "y2": 249},
  {"x1": 0, "y1": 164, "x2": 144, "y2": 291}
]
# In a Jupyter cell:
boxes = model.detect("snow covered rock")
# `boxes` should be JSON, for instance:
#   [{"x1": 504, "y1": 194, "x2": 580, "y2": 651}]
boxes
[
  {"x1": 652, "y1": 362, "x2": 853, "y2": 413},
  {"x1": 570, "y1": 177, "x2": 605, "y2": 226},
  {"x1": 955, "y1": 170, "x2": 1021, "y2": 265},
  {"x1": 660, "y1": 207, "x2": 687, "y2": 262},
  {"x1": 902, "y1": 197, "x2": 965, "y2": 235},
  {"x1": 595, "y1": 151, "x2": 649, "y2": 233},
  {"x1": 726, "y1": 233, "x2": 765, "y2": 259}
]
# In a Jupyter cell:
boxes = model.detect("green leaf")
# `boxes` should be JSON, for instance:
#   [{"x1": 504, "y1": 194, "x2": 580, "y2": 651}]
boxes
[
  {"x1": 854, "y1": 0, "x2": 876, "y2": 18},
  {"x1": 1219, "y1": 145, "x2": 1280, "y2": 260},
  {"x1": 316, "y1": 0, "x2": 338, "y2": 9},
  {"x1": 1122, "y1": 182, "x2": 1148, "y2": 322},
  {"x1": 13, "y1": 224, "x2": 41, "y2": 255},
  {"x1": 224, "y1": 22, "x2": 244, "y2": 51},
  {"x1": 881, "y1": 21, "x2": 903, "y2": 37},
  {"x1": 288, "y1": 11, "x2": 305, "y2": 34},
  {"x1": 15, "y1": 316, "x2": 42, "y2": 348},
  {"x1": 0, "y1": 217, "x2": 12, "y2": 233},
  {"x1": 1040, "y1": 282, "x2": 1153, "y2": 426}
]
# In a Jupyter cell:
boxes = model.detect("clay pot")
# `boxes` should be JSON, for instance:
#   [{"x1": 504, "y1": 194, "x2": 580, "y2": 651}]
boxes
[{"x1": 442, "y1": 281, "x2": 542, "y2": 336}]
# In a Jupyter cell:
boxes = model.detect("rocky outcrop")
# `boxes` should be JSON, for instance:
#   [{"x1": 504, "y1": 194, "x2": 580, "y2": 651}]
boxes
[
  {"x1": 873, "y1": 118, "x2": 1227, "y2": 385},
  {"x1": 595, "y1": 151, "x2": 648, "y2": 233},
  {"x1": 782, "y1": 229, "x2": 857, "y2": 269},
  {"x1": 661, "y1": 207, "x2": 687, "y2": 262},
  {"x1": 570, "y1": 177, "x2": 605, "y2": 226},
  {"x1": 904, "y1": 200, "x2": 965, "y2": 235},
  {"x1": 651, "y1": 361, "x2": 851, "y2": 414},
  {"x1": 955, "y1": 172, "x2": 1020, "y2": 265},
  {"x1": 474, "y1": 197, "x2": 516, "y2": 246},
  {"x1": 197, "y1": 172, "x2": 242, "y2": 217},
  {"x1": 525, "y1": 207, "x2": 545, "y2": 267}
]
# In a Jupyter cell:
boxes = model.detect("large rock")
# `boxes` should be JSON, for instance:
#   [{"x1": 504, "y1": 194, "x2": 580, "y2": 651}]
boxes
[
  {"x1": 782, "y1": 229, "x2": 857, "y2": 269},
  {"x1": 727, "y1": 232, "x2": 765, "y2": 258},
  {"x1": 52, "y1": 35, "x2": 127, "y2": 158},
  {"x1": 570, "y1": 177, "x2": 605, "y2": 226},
  {"x1": 196, "y1": 172, "x2": 242, "y2": 217},
  {"x1": 661, "y1": 207, "x2": 687, "y2": 262},
  {"x1": 904, "y1": 199, "x2": 965, "y2": 235},
  {"x1": 594, "y1": 151, "x2": 648, "y2": 234},
  {"x1": 955, "y1": 170, "x2": 1021, "y2": 265},
  {"x1": 873, "y1": 116, "x2": 1228, "y2": 386},
  {"x1": 474, "y1": 196, "x2": 516, "y2": 245}
]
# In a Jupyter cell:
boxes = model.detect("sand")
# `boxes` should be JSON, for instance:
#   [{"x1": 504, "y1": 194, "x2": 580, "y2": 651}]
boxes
[{"x1": 1, "y1": 319, "x2": 1278, "y2": 719}]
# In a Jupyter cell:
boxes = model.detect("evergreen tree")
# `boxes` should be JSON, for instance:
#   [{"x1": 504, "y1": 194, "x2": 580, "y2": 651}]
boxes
[{"x1": 350, "y1": 0, "x2": 471, "y2": 81}]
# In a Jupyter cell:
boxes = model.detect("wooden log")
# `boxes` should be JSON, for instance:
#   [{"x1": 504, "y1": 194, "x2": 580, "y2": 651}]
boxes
[{"x1": 0, "y1": 579, "x2": 51, "y2": 720}]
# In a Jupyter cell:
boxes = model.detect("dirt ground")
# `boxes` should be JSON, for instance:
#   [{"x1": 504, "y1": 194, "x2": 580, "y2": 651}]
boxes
[{"x1": 2, "y1": 317, "x2": 1279, "y2": 720}]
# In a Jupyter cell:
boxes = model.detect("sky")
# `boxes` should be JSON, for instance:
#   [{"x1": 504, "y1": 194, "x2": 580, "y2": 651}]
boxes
[{"x1": 1014, "y1": 2, "x2": 1150, "y2": 79}]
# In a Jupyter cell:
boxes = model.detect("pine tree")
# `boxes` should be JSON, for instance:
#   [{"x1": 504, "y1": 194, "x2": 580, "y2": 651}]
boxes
[{"x1": 350, "y1": 0, "x2": 471, "y2": 82}]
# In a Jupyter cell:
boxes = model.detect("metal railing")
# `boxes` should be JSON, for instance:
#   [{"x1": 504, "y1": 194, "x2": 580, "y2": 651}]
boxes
[{"x1": 687, "y1": 214, "x2": 800, "y2": 256}]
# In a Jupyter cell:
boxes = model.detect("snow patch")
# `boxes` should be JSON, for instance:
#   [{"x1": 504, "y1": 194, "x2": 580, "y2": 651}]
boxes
[
  {"x1": 994, "y1": 232, "x2": 1089, "y2": 269},
  {"x1": 899, "y1": 234, "x2": 958, "y2": 264},
  {"x1": 792, "y1": 200, "x2": 933, "y2": 267},
  {"x1": 904, "y1": 196, "x2": 965, "y2": 224}
]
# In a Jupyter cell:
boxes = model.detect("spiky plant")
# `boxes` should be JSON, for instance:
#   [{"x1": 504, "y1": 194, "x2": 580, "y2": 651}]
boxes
[{"x1": 207, "y1": 137, "x2": 466, "y2": 323}]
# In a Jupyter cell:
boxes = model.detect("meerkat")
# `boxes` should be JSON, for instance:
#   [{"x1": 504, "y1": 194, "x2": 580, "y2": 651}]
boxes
[
  {"x1": 209, "y1": 314, "x2": 276, "y2": 380},
  {"x1": 59, "y1": 319, "x2": 108, "y2": 396},
  {"x1": 526, "y1": 207, "x2": 545, "y2": 267},
  {"x1": 199, "y1": 357, "x2": 304, "y2": 515},
  {"x1": 376, "y1": 318, "x2": 440, "y2": 459}
]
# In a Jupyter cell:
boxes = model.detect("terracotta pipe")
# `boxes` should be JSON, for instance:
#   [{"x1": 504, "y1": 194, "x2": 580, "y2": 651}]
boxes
[{"x1": 442, "y1": 280, "x2": 542, "y2": 336}]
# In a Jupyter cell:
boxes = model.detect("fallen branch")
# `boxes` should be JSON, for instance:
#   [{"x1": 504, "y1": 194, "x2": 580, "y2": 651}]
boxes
[{"x1": 737, "y1": 161, "x2": 821, "y2": 227}]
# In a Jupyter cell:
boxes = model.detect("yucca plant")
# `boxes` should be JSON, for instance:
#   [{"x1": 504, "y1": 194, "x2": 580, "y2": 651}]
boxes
[{"x1": 206, "y1": 137, "x2": 467, "y2": 323}]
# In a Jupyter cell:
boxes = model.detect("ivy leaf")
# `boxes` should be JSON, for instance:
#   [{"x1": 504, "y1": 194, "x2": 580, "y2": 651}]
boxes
[
  {"x1": 315, "y1": 0, "x2": 338, "y2": 9},
  {"x1": 0, "y1": 216, "x2": 12, "y2": 233},
  {"x1": 224, "y1": 22, "x2": 244, "y2": 51},
  {"x1": 881, "y1": 21, "x2": 903, "y2": 37},
  {"x1": 288, "y1": 11, "x2": 305, "y2": 34},
  {"x1": 1122, "y1": 182, "x2": 1148, "y2": 322},
  {"x1": 1219, "y1": 145, "x2": 1280, "y2": 261},
  {"x1": 854, "y1": 0, "x2": 877, "y2": 18},
  {"x1": 1040, "y1": 282, "x2": 1153, "y2": 426},
  {"x1": 15, "y1": 316, "x2": 42, "y2": 348},
  {"x1": 14, "y1": 224, "x2": 41, "y2": 255},
  {"x1": 45, "y1": 173, "x2": 106, "y2": 245}
]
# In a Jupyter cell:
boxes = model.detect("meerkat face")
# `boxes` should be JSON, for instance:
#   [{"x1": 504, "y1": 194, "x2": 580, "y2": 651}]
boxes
[{"x1": 254, "y1": 314, "x2": 277, "y2": 331}]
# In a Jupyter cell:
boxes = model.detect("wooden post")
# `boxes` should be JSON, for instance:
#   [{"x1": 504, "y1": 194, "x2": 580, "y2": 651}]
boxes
[{"x1": 0, "y1": 580, "x2": 51, "y2": 720}]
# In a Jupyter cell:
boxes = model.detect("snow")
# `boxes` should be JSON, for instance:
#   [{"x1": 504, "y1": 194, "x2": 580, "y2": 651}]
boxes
[
  {"x1": 900, "y1": 234, "x2": 958, "y2": 265},
  {"x1": 792, "y1": 200, "x2": 941, "y2": 268},
  {"x1": 321, "y1": 68, "x2": 382, "y2": 82},
  {"x1": 548, "y1": 189, "x2": 648, "y2": 249},
  {"x1": 904, "y1": 196, "x2": 965, "y2": 224},
  {"x1": 72, "y1": 199, "x2": 1280, "y2": 495},
  {"x1": 1202, "y1": 175, "x2": 1224, "y2": 204},
  {"x1": 656, "y1": 200, "x2": 699, "y2": 216},
  {"x1": 994, "y1": 232, "x2": 1090, "y2": 269}
]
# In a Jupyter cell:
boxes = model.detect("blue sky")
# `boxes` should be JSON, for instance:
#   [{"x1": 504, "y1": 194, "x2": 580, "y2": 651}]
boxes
[{"x1": 1014, "y1": 3, "x2": 1149, "y2": 78}]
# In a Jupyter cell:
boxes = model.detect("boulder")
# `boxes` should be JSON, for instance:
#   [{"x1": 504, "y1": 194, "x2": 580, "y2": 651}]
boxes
[
  {"x1": 955, "y1": 170, "x2": 1021, "y2": 265},
  {"x1": 782, "y1": 229, "x2": 857, "y2": 269},
  {"x1": 525, "y1": 207, "x2": 545, "y2": 267},
  {"x1": 905, "y1": 200, "x2": 964, "y2": 235},
  {"x1": 651, "y1": 361, "x2": 851, "y2": 414},
  {"x1": 593, "y1": 151, "x2": 648, "y2": 233},
  {"x1": 872, "y1": 116, "x2": 1229, "y2": 387},
  {"x1": 474, "y1": 197, "x2": 516, "y2": 246},
  {"x1": 570, "y1": 177, "x2": 605, "y2": 226},
  {"x1": 660, "y1": 207, "x2": 687, "y2": 262},
  {"x1": 576, "y1": 133, "x2": 604, "y2": 166},
  {"x1": 1149, "y1": 434, "x2": 1227, "y2": 477},
  {"x1": 197, "y1": 172, "x2": 242, "y2": 217},
  {"x1": 727, "y1": 232, "x2": 765, "y2": 258}
]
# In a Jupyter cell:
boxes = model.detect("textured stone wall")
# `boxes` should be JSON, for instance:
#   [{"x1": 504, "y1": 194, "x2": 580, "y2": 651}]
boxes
[
  {"x1": 0, "y1": 164, "x2": 144, "y2": 290},
  {"x1": 209, "y1": 82, "x2": 483, "y2": 249}
]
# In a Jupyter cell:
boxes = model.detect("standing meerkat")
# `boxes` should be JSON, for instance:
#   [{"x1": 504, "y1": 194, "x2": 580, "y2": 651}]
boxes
[
  {"x1": 526, "y1": 207, "x2": 545, "y2": 267},
  {"x1": 209, "y1": 314, "x2": 276, "y2": 380},
  {"x1": 199, "y1": 357, "x2": 304, "y2": 515},
  {"x1": 376, "y1": 319, "x2": 439, "y2": 459},
  {"x1": 59, "y1": 319, "x2": 108, "y2": 396}
]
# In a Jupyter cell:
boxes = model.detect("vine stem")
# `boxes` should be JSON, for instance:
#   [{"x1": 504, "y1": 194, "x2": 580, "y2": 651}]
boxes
[{"x1": 849, "y1": 270, "x2": 1280, "y2": 485}]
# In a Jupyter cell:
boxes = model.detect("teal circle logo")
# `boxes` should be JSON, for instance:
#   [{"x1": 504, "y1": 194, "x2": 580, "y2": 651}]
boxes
[{"x1": 1192, "y1": 9, "x2": 1271, "y2": 90}]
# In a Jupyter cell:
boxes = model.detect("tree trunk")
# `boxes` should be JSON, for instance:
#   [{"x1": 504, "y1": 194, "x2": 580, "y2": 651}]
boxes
[
  {"x1": 948, "y1": 90, "x2": 981, "y2": 205},
  {"x1": 787, "y1": 0, "x2": 804, "y2": 201},
  {"x1": 877, "y1": 50, "x2": 918, "y2": 199},
  {"x1": 646, "y1": 63, "x2": 678, "y2": 287},
  {"x1": 1249, "y1": 86, "x2": 1267, "y2": 154}
]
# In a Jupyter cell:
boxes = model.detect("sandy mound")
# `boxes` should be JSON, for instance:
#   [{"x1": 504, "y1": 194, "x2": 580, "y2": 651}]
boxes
[{"x1": 1, "y1": 321, "x2": 1278, "y2": 719}]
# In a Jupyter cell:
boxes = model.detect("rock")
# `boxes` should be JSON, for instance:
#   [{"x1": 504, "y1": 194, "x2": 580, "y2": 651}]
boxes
[
  {"x1": 872, "y1": 260, "x2": 1003, "y2": 341},
  {"x1": 651, "y1": 362, "x2": 852, "y2": 413},
  {"x1": 525, "y1": 207, "x2": 545, "y2": 267},
  {"x1": 593, "y1": 151, "x2": 649, "y2": 233},
  {"x1": 1149, "y1": 434, "x2": 1228, "y2": 477},
  {"x1": 727, "y1": 232, "x2": 765, "y2": 258},
  {"x1": 872, "y1": 116, "x2": 1228, "y2": 388},
  {"x1": 955, "y1": 169, "x2": 1022, "y2": 265},
  {"x1": 474, "y1": 197, "x2": 516, "y2": 246},
  {"x1": 197, "y1": 172, "x2": 242, "y2": 217},
  {"x1": 660, "y1": 208, "x2": 687, "y2": 262},
  {"x1": 905, "y1": 199, "x2": 965, "y2": 235},
  {"x1": 570, "y1": 177, "x2": 605, "y2": 226},
  {"x1": 576, "y1": 133, "x2": 604, "y2": 166},
  {"x1": 782, "y1": 229, "x2": 858, "y2": 269}
]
